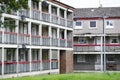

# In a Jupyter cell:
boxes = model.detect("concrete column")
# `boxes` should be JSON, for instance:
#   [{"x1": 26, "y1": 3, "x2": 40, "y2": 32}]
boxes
[
  {"x1": 39, "y1": 2, "x2": 42, "y2": 20},
  {"x1": 49, "y1": 26, "x2": 52, "y2": 46},
  {"x1": 39, "y1": 24, "x2": 42, "y2": 45},
  {"x1": 57, "y1": 28, "x2": 60, "y2": 46},
  {"x1": 49, "y1": 49, "x2": 52, "y2": 72},
  {"x1": 1, "y1": 47, "x2": 4, "y2": 75},
  {"x1": 48, "y1": 4, "x2": 52, "y2": 22},
  {"x1": 57, "y1": 7, "x2": 60, "y2": 24},
  {"x1": 15, "y1": 20, "x2": 19, "y2": 44},
  {"x1": 28, "y1": 22, "x2": 31, "y2": 45},
  {"x1": 29, "y1": 49, "x2": 32, "y2": 72},
  {"x1": 58, "y1": 50, "x2": 60, "y2": 71},
  {"x1": 64, "y1": 30, "x2": 67, "y2": 47},
  {"x1": 64, "y1": 10, "x2": 67, "y2": 26},
  {"x1": 40, "y1": 49, "x2": 42, "y2": 70},
  {"x1": 16, "y1": 47, "x2": 19, "y2": 75},
  {"x1": 100, "y1": 36, "x2": 103, "y2": 71},
  {"x1": 28, "y1": 0, "x2": 32, "y2": 18},
  {"x1": 1, "y1": 16, "x2": 4, "y2": 44}
]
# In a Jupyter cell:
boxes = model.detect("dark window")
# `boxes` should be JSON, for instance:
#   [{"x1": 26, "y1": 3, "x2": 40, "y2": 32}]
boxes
[{"x1": 90, "y1": 21, "x2": 96, "y2": 27}]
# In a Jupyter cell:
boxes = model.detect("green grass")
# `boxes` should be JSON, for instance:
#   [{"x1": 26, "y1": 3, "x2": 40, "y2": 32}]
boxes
[{"x1": 1, "y1": 72, "x2": 120, "y2": 80}]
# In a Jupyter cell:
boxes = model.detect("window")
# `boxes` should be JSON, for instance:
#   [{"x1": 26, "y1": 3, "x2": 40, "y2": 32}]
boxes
[
  {"x1": 75, "y1": 21, "x2": 82, "y2": 29},
  {"x1": 110, "y1": 37, "x2": 119, "y2": 44},
  {"x1": 106, "y1": 20, "x2": 114, "y2": 28},
  {"x1": 90, "y1": 21, "x2": 96, "y2": 28},
  {"x1": 77, "y1": 54, "x2": 85, "y2": 63},
  {"x1": 79, "y1": 38, "x2": 87, "y2": 44}
]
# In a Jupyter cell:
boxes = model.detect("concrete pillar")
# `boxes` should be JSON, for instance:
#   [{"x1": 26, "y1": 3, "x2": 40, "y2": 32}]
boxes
[
  {"x1": 57, "y1": 7, "x2": 60, "y2": 24},
  {"x1": 49, "y1": 26, "x2": 52, "y2": 46},
  {"x1": 49, "y1": 49, "x2": 52, "y2": 72},
  {"x1": 29, "y1": 49, "x2": 32, "y2": 72},
  {"x1": 39, "y1": 2, "x2": 42, "y2": 20},
  {"x1": 28, "y1": 22, "x2": 31, "y2": 45},
  {"x1": 64, "y1": 30, "x2": 67, "y2": 47},
  {"x1": 57, "y1": 28, "x2": 60, "y2": 46},
  {"x1": 16, "y1": 47, "x2": 19, "y2": 75},
  {"x1": 64, "y1": 10, "x2": 67, "y2": 26},
  {"x1": 1, "y1": 47, "x2": 4, "y2": 75},
  {"x1": 15, "y1": 20, "x2": 19, "y2": 44},
  {"x1": 39, "y1": 24, "x2": 42, "y2": 45},
  {"x1": 101, "y1": 36, "x2": 103, "y2": 71},
  {"x1": 28, "y1": 0, "x2": 32, "y2": 18},
  {"x1": 48, "y1": 4, "x2": 51, "y2": 22},
  {"x1": 40, "y1": 49, "x2": 42, "y2": 70}
]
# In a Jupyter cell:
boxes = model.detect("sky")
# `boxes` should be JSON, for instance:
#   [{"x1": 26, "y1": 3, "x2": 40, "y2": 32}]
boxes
[{"x1": 59, "y1": 0, "x2": 120, "y2": 8}]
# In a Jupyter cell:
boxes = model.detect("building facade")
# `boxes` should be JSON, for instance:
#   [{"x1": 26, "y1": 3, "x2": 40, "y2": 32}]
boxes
[
  {"x1": 73, "y1": 7, "x2": 120, "y2": 71},
  {"x1": 0, "y1": 0, "x2": 74, "y2": 78}
]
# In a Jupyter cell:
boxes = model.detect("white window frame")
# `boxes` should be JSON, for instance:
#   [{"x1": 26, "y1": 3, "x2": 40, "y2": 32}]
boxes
[
  {"x1": 106, "y1": 20, "x2": 114, "y2": 28},
  {"x1": 75, "y1": 21, "x2": 82, "y2": 29},
  {"x1": 89, "y1": 21, "x2": 97, "y2": 28},
  {"x1": 77, "y1": 54, "x2": 85, "y2": 63},
  {"x1": 110, "y1": 37, "x2": 119, "y2": 44}
]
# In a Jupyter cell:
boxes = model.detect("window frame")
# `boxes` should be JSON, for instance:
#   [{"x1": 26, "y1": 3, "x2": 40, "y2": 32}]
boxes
[
  {"x1": 110, "y1": 37, "x2": 119, "y2": 44},
  {"x1": 89, "y1": 20, "x2": 97, "y2": 28},
  {"x1": 75, "y1": 21, "x2": 82, "y2": 29}
]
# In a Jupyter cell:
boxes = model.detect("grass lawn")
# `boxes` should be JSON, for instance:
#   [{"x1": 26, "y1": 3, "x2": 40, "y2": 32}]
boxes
[{"x1": 0, "y1": 72, "x2": 120, "y2": 80}]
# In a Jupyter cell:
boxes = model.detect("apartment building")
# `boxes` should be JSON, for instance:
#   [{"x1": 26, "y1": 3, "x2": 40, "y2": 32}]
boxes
[
  {"x1": 0, "y1": 0, "x2": 74, "y2": 78},
  {"x1": 73, "y1": 7, "x2": 120, "y2": 71}
]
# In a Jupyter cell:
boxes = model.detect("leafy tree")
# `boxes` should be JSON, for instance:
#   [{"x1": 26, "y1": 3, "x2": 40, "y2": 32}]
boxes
[{"x1": 0, "y1": 0, "x2": 29, "y2": 29}]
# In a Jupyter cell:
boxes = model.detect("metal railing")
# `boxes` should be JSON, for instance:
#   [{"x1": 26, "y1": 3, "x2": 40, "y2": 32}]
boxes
[
  {"x1": 19, "y1": 9, "x2": 29, "y2": 18},
  {"x1": 31, "y1": 9, "x2": 40, "y2": 20},
  {"x1": 31, "y1": 60, "x2": 41, "y2": 71},
  {"x1": 42, "y1": 60, "x2": 50, "y2": 70},
  {"x1": 18, "y1": 34, "x2": 30, "y2": 44},
  {"x1": 4, "y1": 32, "x2": 17, "y2": 44},
  {"x1": 51, "y1": 38, "x2": 58, "y2": 47},
  {"x1": 42, "y1": 36, "x2": 50, "y2": 46},
  {"x1": 41, "y1": 12, "x2": 50, "y2": 22},
  {"x1": 4, "y1": 62, "x2": 17, "y2": 74},
  {"x1": 67, "y1": 40, "x2": 72, "y2": 48},
  {"x1": 18, "y1": 61, "x2": 30, "y2": 73},
  {"x1": 59, "y1": 17, "x2": 65, "y2": 26},
  {"x1": 67, "y1": 19, "x2": 73, "y2": 28},
  {"x1": 60, "y1": 39, "x2": 66, "y2": 47},
  {"x1": 51, "y1": 14, "x2": 58, "y2": 24},
  {"x1": 51, "y1": 60, "x2": 58, "y2": 69},
  {"x1": 31, "y1": 35, "x2": 41, "y2": 45}
]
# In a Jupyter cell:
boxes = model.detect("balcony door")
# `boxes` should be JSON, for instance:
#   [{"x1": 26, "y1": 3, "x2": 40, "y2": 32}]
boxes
[{"x1": 95, "y1": 37, "x2": 101, "y2": 51}]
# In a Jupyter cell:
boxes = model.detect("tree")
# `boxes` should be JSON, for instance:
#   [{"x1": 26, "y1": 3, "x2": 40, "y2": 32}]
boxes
[{"x1": 0, "y1": 0, "x2": 29, "y2": 29}]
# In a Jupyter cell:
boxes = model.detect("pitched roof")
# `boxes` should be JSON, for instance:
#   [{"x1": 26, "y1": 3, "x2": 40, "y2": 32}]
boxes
[{"x1": 74, "y1": 7, "x2": 120, "y2": 18}]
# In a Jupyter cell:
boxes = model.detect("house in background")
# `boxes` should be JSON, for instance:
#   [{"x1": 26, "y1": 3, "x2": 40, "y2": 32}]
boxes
[
  {"x1": 73, "y1": 7, "x2": 120, "y2": 71},
  {"x1": 0, "y1": 0, "x2": 74, "y2": 78}
]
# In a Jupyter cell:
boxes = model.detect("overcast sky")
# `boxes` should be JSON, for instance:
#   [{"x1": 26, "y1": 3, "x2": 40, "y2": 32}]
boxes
[{"x1": 59, "y1": 0, "x2": 120, "y2": 8}]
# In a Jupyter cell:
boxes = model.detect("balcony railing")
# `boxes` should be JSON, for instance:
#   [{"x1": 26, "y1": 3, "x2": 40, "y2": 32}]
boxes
[
  {"x1": 67, "y1": 40, "x2": 72, "y2": 48},
  {"x1": 59, "y1": 17, "x2": 65, "y2": 26},
  {"x1": 74, "y1": 44, "x2": 120, "y2": 52},
  {"x1": 19, "y1": 9, "x2": 29, "y2": 18},
  {"x1": 42, "y1": 36, "x2": 50, "y2": 46},
  {"x1": 51, "y1": 14, "x2": 58, "y2": 24},
  {"x1": 31, "y1": 35, "x2": 41, "y2": 45},
  {"x1": 60, "y1": 39, "x2": 66, "y2": 47},
  {"x1": 67, "y1": 19, "x2": 73, "y2": 28},
  {"x1": 31, "y1": 60, "x2": 41, "y2": 71},
  {"x1": 51, "y1": 38, "x2": 58, "y2": 47},
  {"x1": 41, "y1": 12, "x2": 50, "y2": 22},
  {"x1": 42, "y1": 60, "x2": 50, "y2": 70},
  {"x1": 18, "y1": 61, "x2": 30, "y2": 73},
  {"x1": 4, "y1": 32, "x2": 17, "y2": 44},
  {"x1": 51, "y1": 60, "x2": 58, "y2": 69},
  {"x1": 18, "y1": 34, "x2": 30, "y2": 44},
  {"x1": 31, "y1": 9, "x2": 40, "y2": 20},
  {"x1": 4, "y1": 62, "x2": 17, "y2": 74}
]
